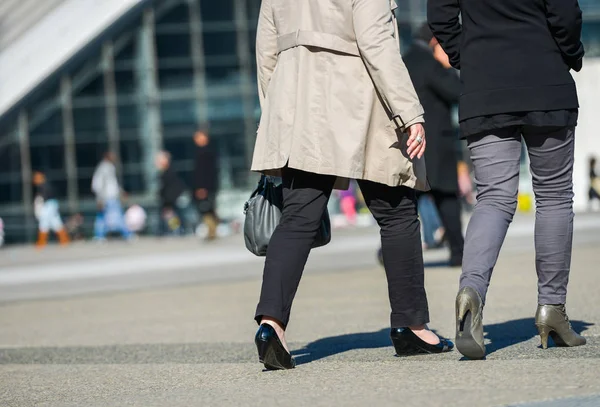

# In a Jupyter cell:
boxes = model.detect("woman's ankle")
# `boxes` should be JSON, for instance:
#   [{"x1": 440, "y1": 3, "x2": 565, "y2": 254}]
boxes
[{"x1": 261, "y1": 317, "x2": 284, "y2": 329}]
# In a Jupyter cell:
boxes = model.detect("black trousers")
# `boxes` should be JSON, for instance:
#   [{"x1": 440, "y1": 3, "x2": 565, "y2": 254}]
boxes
[
  {"x1": 430, "y1": 190, "x2": 464, "y2": 263},
  {"x1": 255, "y1": 168, "x2": 430, "y2": 329}
]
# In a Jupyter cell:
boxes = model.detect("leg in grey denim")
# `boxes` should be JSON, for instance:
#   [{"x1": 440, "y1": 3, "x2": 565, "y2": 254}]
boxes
[
  {"x1": 460, "y1": 126, "x2": 575, "y2": 305},
  {"x1": 460, "y1": 128, "x2": 522, "y2": 303},
  {"x1": 523, "y1": 126, "x2": 575, "y2": 305}
]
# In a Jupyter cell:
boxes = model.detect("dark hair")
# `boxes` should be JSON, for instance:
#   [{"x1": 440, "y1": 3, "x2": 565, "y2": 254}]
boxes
[{"x1": 591, "y1": 157, "x2": 597, "y2": 167}]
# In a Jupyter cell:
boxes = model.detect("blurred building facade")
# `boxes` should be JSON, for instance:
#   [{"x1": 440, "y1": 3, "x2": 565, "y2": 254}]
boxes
[{"x1": 1, "y1": 0, "x2": 600, "y2": 243}]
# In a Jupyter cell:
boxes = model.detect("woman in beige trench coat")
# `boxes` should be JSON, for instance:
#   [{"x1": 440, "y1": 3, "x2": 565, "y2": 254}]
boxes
[{"x1": 253, "y1": 0, "x2": 454, "y2": 370}]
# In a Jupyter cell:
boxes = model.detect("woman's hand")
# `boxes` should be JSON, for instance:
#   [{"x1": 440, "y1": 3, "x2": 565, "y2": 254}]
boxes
[{"x1": 406, "y1": 123, "x2": 426, "y2": 160}]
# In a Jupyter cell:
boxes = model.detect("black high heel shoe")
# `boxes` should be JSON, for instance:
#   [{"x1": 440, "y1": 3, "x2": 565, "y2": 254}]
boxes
[
  {"x1": 255, "y1": 324, "x2": 296, "y2": 370},
  {"x1": 455, "y1": 286, "x2": 486, "y2": 359},
  {"x1": 390, "y1": 328, "x2": 454, "y2": 356}
]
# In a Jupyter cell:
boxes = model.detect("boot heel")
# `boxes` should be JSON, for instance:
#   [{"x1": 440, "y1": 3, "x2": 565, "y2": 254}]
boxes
[
  {"x1": 536, "y1": 324, "x2": 551, "y2": 349},
  {"x1": 454, "y1": 287, "x2": 485, "y2": 359},
  {"x1": 535, "y1": 305, "x2": 586, "y2": 348},
  {"x1": 456, "y1": 296, "x2": 469, "y2": 329}
]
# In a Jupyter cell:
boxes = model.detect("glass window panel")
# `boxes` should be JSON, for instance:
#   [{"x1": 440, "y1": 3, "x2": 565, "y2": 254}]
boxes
[
  {"x1": 230, "y1": 156, "x2": 250, "y2": 188},
  {"x1": 120, "y1": 138, "x2": 143, "y2": 166},
  {"x1": 117, "y1": 104, "x2": 139, "y2": 130},
  {"x1": 200, "y1": 0, "x2": 234, "y2": 22},
  {"x1": 0, "y1": 139, "x2": 20, "y2": 175},
  {"x1": 160, "y1": 98, "x2": 197, "y2": 125},
  {"x1": 202, "y1": 31, "x2": 237, "y2": 57},
  {"x1": 71, "y1": 56, "x2": 101, "y2": 90},
  {"x1": 206, "y1": 97, "x2": 245, "y2": 121},
  {"x1": 156, "y1": 2, "x2": 190, "y2": 26},
  {"x1": 77, "y1": 176, "x2": 96, "y2": 199},
  {"x1": 158, "y1": 67, "x2": 194, "y2": 92},
  {"x1": 206, "y1": 120, "x2": 248, "y2": 188},
  {"x1": 122, "y1": 171, "x2": 145, "y2": 194},
  {"x1": 0, "y1": 180, "x2": 22, "y2": 204},
  {"x1": 156, "y1": 33, "x2": 192, "y2": 59},
  {"x1": 115, "y1": 70, "x2": 136, "y2": 96},
  {"x1": 205, "y1": 59, "x2": 241, "y2": 83},
  {"x1": 247, "y1": 0, "x2": 261, "y2": 23},
  {"x1": 164, "y1": 137, "x2": 196, "y2": 162},
  {"x1": 73, "y1": 105, "x2": 107, "y2": 133},
  {"x1": 583, "y1": 22, "x2": 600, "y2": 57},
  {"x1": 31, "y1": 144, "x2": 65, "y2": 172},
  {"x1": 28, "y1": 82, "x2": 60, "y2": 120},
  {"x1": 114, "y1": 39, "x2": 136, "y2": 64},
  {"x1": 74, "y1": 75, "x2": 104, "y2": 98},
  {"x1": 29, "y1": 109, "x2": 63, "y2": 139},
  {"x1": 75, "y1": 140, "x2": 109, "y2": 172}
]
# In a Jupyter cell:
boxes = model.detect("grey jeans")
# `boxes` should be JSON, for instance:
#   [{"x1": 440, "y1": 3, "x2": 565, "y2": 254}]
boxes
[{"x1": 461, "y1": 126, "x2": 575, "y2": 305}]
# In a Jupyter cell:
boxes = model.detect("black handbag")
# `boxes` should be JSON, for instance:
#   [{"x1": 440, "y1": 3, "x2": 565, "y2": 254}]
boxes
[{"x1": 244, "y1": 175, "x2": 331, "y2": 256}]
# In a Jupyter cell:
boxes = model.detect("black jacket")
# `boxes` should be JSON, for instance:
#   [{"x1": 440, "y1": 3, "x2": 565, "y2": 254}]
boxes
[
  {"x1": 159, "y1": 167, "x2": 187, "y2": 208},
  {"x1": 193, "y1": 146, "x2": 218, "y2": 193},
  {"x1": 428, "y1": 0, "x2": 584, "y2": 121},
  {"x1": 403, "y1": 42, "x2": 461, "y2": 192}
]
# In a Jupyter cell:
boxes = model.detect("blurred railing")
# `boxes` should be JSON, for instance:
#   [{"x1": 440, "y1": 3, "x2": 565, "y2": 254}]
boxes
[{"x1": 0, "y1": 0, "x2": 68, "y2": 52}]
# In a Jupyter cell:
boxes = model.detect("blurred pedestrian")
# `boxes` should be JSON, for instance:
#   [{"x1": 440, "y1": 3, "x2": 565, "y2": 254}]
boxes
[
  {"x1": 338, "y1": 181, "x2": 358, "y2": 226},
  {"x1": 193, "y1": 129, "x2": 219, "y2": 241},
  {"x1": 65, "y1": 213, "x2": 85, "y2": 242},
  {"x1": 91, "y1": 152, "x2": 132, "y2": 241},
  {"x1": 457, "y1": 160, "x2": 475, "y2": 208},
  {"x1": 430, "y1": 0, "x2": 586, "y2": 359},
  {"x1": 418, "y1": 194, "x2": 445, "y2": 250},
  {"x1": 251, "y1": 0, "x2": 453, "y2": 371},
  {"x1": 588, "y1": 156, "x2": 600, "y2": 210},
  {"x1": 32, "y1": 171, "x2": 69, "y2": 247},
  {"x1": 403, "y1": 23, "x2": 464, "y2": 267},
  {"x1": 156, "y1": 151, "x2": 193, "y2": 235}
]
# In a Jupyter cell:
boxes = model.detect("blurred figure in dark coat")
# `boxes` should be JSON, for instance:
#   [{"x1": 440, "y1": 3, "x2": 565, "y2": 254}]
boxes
[
  {"x1": 589, "y1": 156, "x2": 600, "y2": 210},
  {"x1": 193, "y1": 129, "x2": 219, "y2": 240},
  {"x1": 403, "y1": 24, "x2": 464, "y2": 267},
  {"x1": 156, "y1": 151, "x2": 192, "y2": 235}
]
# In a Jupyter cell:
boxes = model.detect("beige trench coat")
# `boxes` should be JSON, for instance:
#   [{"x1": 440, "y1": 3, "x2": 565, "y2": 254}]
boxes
[{"x1": 251, "y1": 0, "x2": 428, "y2": 190}]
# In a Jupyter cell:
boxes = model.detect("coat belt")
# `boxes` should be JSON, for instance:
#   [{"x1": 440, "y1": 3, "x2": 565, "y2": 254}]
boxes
[{"x1": 277, "y1": 30, "x2": 360, "y2": 57}]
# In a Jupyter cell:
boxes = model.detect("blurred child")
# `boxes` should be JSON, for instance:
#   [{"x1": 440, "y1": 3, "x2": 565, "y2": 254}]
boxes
[{"x1": 32, "y1": 171, "x2": 69, "y2": 247}]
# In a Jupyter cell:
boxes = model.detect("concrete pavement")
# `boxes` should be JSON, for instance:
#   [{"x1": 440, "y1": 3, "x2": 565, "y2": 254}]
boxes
[{"x1": 0, "y1": 213, "x2": 599, "y2": 406}]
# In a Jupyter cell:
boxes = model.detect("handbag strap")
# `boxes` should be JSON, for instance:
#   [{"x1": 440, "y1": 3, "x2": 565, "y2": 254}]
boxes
[{"x1": 244, "y1": 175, "x2": 267, "y2": 214}]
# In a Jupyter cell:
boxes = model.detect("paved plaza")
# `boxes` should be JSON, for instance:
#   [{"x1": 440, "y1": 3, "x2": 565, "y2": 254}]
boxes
[{"x1": 0, "y1": 214, "x2": 599, "y2": 407}]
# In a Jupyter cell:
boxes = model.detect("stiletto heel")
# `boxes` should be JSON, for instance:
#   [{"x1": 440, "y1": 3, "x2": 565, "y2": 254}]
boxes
[
  {"x1": 455, "y1": 287, "x2": 486, "y2": 360},
  {"x1": 537, "y1": 324, "x2": 551, "y2": 349},
  {"x1": 255, "y1": 324, "x2": 296, "y2": 370},
  {"x1": 535, "y1": 305, "x2": 586, "y2": 349}
]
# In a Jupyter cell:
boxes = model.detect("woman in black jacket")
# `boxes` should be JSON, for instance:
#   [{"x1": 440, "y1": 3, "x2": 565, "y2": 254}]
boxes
[
  {"x1": 429, "y1": 0, "x2": 586, "y2": 359},
  {"x1": 156, "y1": 151, "x2": 190, "y2": 235}
]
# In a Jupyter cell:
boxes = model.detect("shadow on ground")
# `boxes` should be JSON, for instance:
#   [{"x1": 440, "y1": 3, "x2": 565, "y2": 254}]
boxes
[
  {"x1": 291, "y1": 318, "x2": 594, "y2": 364},
  {"x1": 483, "y1": 318, "x2": 594, "y2": 355},
  {"x1": 292, "y1": 328, "x2": 391, "y2": 365},
  {"x1": 0, "y1": 320, "x2": 592, "y2": 365}
]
